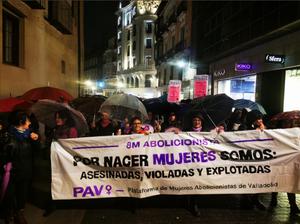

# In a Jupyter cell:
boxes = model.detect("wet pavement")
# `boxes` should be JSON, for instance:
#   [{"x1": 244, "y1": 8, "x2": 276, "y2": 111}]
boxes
[{"x1": 7, "y1": 193, "x2": 300, "y2": 224}]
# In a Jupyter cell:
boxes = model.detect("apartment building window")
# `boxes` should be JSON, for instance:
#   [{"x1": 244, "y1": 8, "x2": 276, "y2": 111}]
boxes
[
  {"x1": 145, "y1": 22, "x2": 152, "y2": 33},
  {"x1": 131, "y1": 77, "x2": 134, "y2": 87},
  {"x1": 170, "y1": 66, "x2": 174, "y2": 80},
  {"x1": 158, "y1": 71, "x2": 161, "y2": 86},
  {"x1": 3, "y1": 9, "x2": 22, "y2": 66},
  {"x1": 47, "y1": 1, "x2": 72, "y2": 34},
  {"x1": 135, "y1": 77, "x2": 139, "y2": 88},
  {"x1": 133, "y1": 41, "x2": 136, "y2": 51},
  {"x1": 133, "y1": 25, "x2": 136, "y2": 36},
  {"x1": 127, "y1": 30, "x2": 130, "y2": 40},
  {"x1": 127, "y1": 45, "x2": 130, "y2": 56},
  {"x1": 117, "y1": 46, "x2": 121, "y2": 55},
  {"x1": 146, "y1": 38, "x2": 152, "y2": 48},
  {"x1": 133, "y1": 57, "x2": 136, "y2": 66},
  {"x1": 127, "y1": 77, "x2": 130, "y2": 87},
  {"x1": 145, "y1": 56, "x2": 152, "y2": 67},
  {"x1": 178, "y1": 69, "x2": 183, "y2": 80},
  {"x1": 145, "y1": 75, "x2": 152, "y2": 87},
  {"x1": 125, "y1": 11, "x2": 131, "y2": 26},
  {"x1": 118, "y1": 61, "x2": 121, "y2": 71}
]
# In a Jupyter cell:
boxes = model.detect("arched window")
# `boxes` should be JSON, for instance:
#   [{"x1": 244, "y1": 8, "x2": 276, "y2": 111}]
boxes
[
  {"x1": 127, "y1": 77, "x2": 130, "y2": 87},
  {"x1": 135, "y1": 77, "x2": 139, "y2": 88},
  {"x1": 145, "y1": 75, "x2": 151, "y2": 87},
  {"x1": 131, "y1": 77, "x2": 134, "y2": 87}
]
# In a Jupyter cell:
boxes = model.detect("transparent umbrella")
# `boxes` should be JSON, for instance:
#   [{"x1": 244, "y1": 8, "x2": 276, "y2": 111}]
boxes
[
  {"x1": 99, "y1": 94, "x2": 148, "y2": 122},
  {"x1": 30, "y1": 99, "x2": 89, "y2": 137}
]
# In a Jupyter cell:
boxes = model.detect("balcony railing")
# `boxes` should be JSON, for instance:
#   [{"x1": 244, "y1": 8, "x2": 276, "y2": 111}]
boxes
[{"x1": 23, "y1": 0, "x2": 46, "y2": 9}]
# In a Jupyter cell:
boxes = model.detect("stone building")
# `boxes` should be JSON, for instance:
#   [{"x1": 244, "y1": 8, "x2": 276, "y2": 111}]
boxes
[
  {"x1": 0, "y1": 0, "x2": 84, "y2": 98},
  {"x1": 115, "y1": 0, "x2": 161, "y2": 98}
]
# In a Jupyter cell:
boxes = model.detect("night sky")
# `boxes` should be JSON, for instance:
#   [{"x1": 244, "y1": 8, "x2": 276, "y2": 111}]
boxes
[{"x1": 84, "y1": 0, "x2": 119, "y2": 56}]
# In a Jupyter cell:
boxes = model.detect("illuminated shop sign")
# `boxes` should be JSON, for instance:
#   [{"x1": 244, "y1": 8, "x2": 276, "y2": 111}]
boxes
[
  {"x1": 213, "y1": 69, "x2": 225, "y2": 77},
  {"x1": 235, "y1": 63, "x2": 252, "y2": 71},
  {"x1": 265, "y1": 54, "x2": 285, "y2": 64}
]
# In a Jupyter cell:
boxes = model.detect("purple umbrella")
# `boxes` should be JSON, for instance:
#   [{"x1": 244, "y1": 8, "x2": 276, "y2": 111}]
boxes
[{"x1": 0, "y1": 162, "x2": 12, "y2": 202}]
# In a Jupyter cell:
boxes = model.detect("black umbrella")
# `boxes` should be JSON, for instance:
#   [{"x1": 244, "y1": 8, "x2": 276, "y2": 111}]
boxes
[
  {"x1": 142, "y1": 97, "x2": 181, "y2": 116},
  {"x1": 183, "y1": 94, "x2": 234, "y2": 131},
  {"x1": 70, "y1": 95, "x2": 107, "y2": 123}
]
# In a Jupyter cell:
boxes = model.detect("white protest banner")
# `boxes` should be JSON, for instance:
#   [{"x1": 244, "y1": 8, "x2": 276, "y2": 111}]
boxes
[{"x1": 51, "y1": 128, "x2": 300, "y2": 200}]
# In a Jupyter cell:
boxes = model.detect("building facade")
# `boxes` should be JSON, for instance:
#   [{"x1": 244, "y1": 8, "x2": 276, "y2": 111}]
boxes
[
  {"x1": 102, "y1": 37, "x2": 117, "y2": 97},
  {"x1": 192, "y1": 1, "x2": 300, "y2": 115},
  {"x1": 155, "y1": 0, "x2": 199, "y2": 100},
  {"x1": 115, "y1": 0, "x2": 160, "y2": 99},
  {"x1": 84, "y1": 50, "x2": 102, "y2": 95},
  {"x1": 0, "y1": 0, "x2": 84, "y2": 98}
]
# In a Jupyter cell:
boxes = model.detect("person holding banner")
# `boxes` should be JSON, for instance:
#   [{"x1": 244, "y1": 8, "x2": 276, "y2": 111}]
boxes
[
  {"x1": 270, "y1": 119, "x2": 300, "y2": 215},
  {"x1": 186, "y1": 114, "x2": 204, "y2": 216},
  {"x1": 2, "y1": 111, "x2": 39, "y2": 224},
  {"x1": 241, "y1": 113, "x2": 267, "y2": 211},
  {"x1": 130, "y1": 117, "x2": 148, "y2": 135},
  {"x1": 44, "y1": 109, "x2": 79, "y2": 217},
  {"x1": 90, "y1": 112, "x2": 117, "y2": 136},
  {"x1": 161, "y1": 112, "x2": 181, "y2": 133}
]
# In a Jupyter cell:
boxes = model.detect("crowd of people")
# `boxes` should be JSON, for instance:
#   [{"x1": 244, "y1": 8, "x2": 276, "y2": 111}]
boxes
[{"x1": 0, "y1": 106, "x2": 299, "y2": 223}]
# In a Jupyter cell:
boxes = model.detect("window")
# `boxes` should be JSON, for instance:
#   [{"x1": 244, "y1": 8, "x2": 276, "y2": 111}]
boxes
[
  {"x1": 127, "y1": 45, "x2": 130, "y2": 56},
  {"x1": 164, "y1": 68, "x2": 167, "y2": 85},
  {"x1": 146, "y1": 38, "x2": 152, "y2": 48},
  {"x1": 127, "y1": 30, "x2": 130, "y2": 40},
  {"x1": 118, "y1": 61, "x2": 121, "y2": 71},
  {"x1": 145, "y1": 22, "x2": 152, "y2": 33},
  {"x1": 158, "y1": 71, "x2": 161, "y2": 86},
  {"x1": 132, "y1": 41, "x2": 136, "y2": 51},
  {"x1": 125, "y1": 11, "x2": 131, "y2": 26},
  {"x1": 117, "y1": 31, "x2": 121, "y2": 40},
  {"x1": 133, "y1": 57, "x2": 136, "y2": 66},
  {"x1": 117, "y1": 46, "x2": 121, "y2": 55},
  {"x1": 170, "y1": 66, "x2": 174, "y2": 80},
  {"x1": 135, "y1": 77, "x2": 139, "y2": 88},
  {"x1": 131, "y1": 77, "x2": 134, "y2": 87},
  {"x1": 145, "y1": 56, "x2": 152, "y2": 67},
  {"x1": 3, "y1": 9, "x2": 21, "y2": 66},
  {"x1": 178, "y1": 69, "x2": 183, "y2": 80},
  {"x1": 133, "y1": 25, "x2": 136, "y2": 36},
  {"x1": 145, "y1": 75, "x2": 152, "y2": 87},
  {"x1": 127, "y1": 77, "x2": 130, "y2": 87}
]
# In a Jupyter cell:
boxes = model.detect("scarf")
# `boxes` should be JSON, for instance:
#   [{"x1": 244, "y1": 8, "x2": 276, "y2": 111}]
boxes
[
  {"x1": 192, "y1": 127, "x2": 202, "y2": 132},
  {"x1": 10, "y1": 126, "x2": 31, "y2": 141}
]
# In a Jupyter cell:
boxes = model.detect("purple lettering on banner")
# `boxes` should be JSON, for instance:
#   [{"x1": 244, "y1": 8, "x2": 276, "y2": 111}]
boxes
[
  {"x1": 83, "y1": 186, "x2": 94, "y2": 197},
  {"x1": 94, "y1": 185, "x2": 104, "y2": 196},
  {"x1": 73, "y1": 187, "x2": 84, "y2": 197}
]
